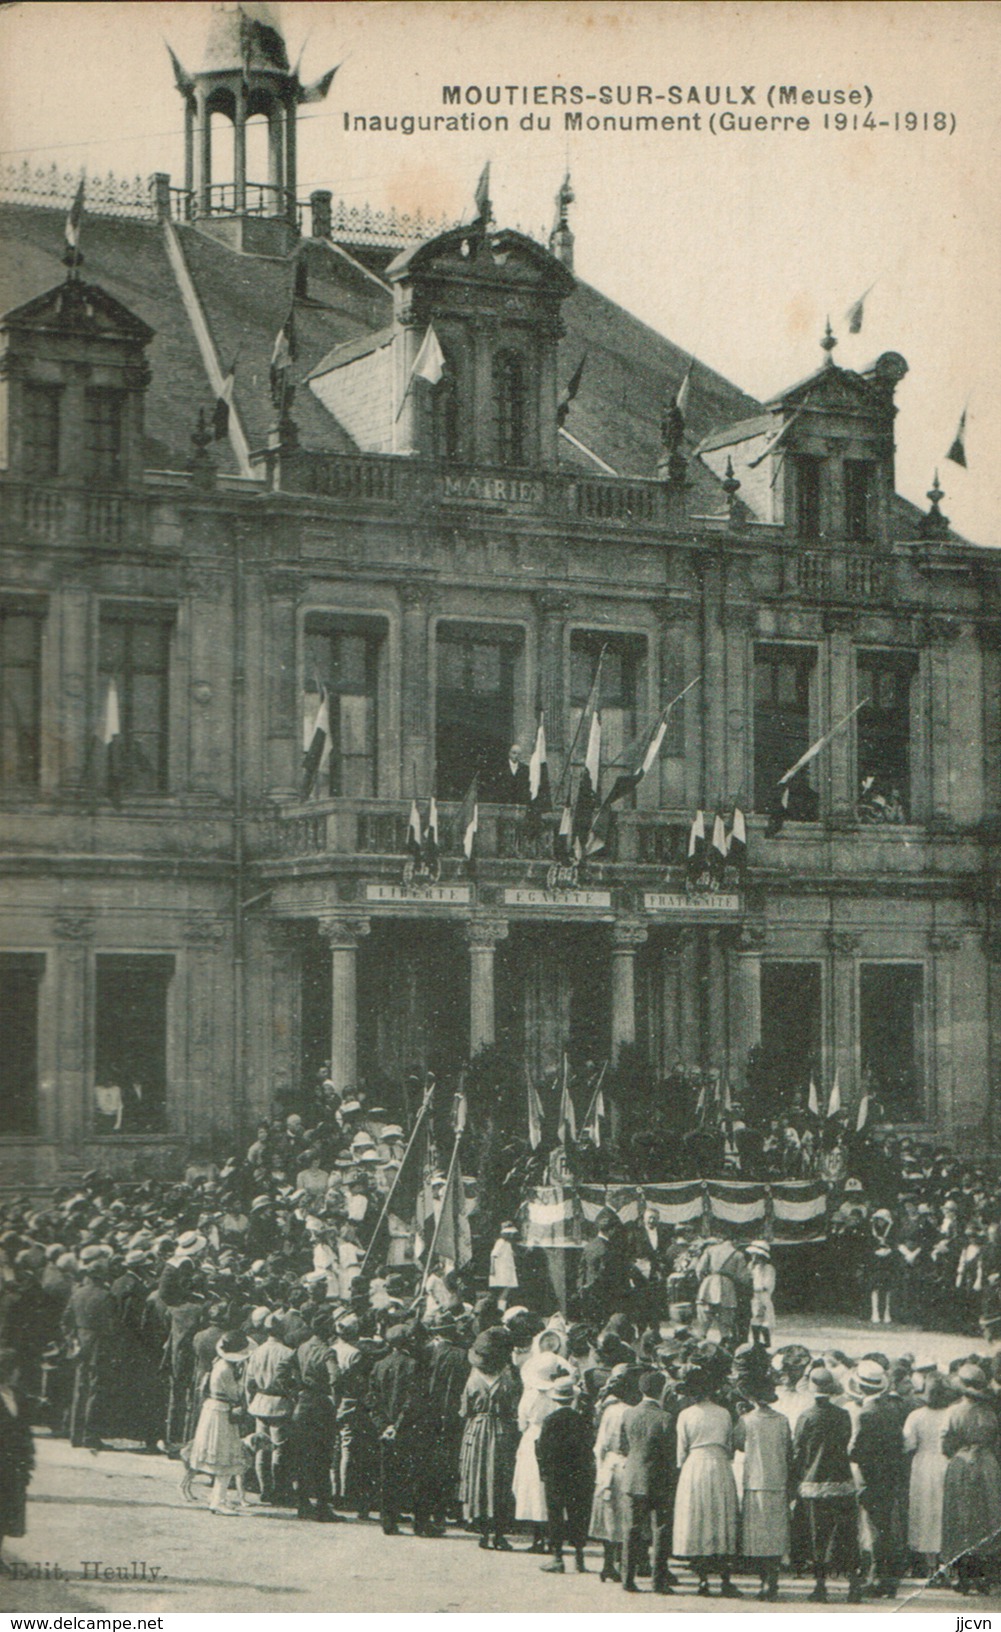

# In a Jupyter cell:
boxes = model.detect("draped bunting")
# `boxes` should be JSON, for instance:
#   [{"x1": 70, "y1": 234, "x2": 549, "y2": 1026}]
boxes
[
  {"x1": 706, "y1": 1180, "x2": 768, "y2": 1229},
  {"x1": 523, "y1": 1179, "x2": 829, "y2": 1247}
]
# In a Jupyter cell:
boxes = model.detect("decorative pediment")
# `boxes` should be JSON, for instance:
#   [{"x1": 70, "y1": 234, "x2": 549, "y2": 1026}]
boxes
[
  {"x1": 0, "y1": 278, "x2": 154, "y2": 345},
  {"x1": 388, "y1": 225, "x2": 575, "y2": 299}
]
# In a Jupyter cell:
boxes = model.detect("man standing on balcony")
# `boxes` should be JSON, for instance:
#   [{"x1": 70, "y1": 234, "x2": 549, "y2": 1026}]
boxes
[{"x1": 499, "y1": 743, "x2": 530, "y2": 806}]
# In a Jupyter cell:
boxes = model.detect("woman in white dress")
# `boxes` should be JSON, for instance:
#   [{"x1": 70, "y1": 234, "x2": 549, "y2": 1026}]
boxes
[
  {"x1": 589, "y1": 1364, "x2": 641, "y2": 1584},
  {"x1": 512, "y1": 1330, "x2": 572, "y2": 1550},
  {"x1": 903, "y1": 1372, "x2": 955, "y2": 1572},
  {"x1": 747, "y1": 1241, "x2": 776, "y2": 1346},
  {"x1": 673, "y1": 1366, "x2": 741, "y2": 1597},
  {"x1": 186, "y1": 1332, "x2": 252, "y2": 1513}
]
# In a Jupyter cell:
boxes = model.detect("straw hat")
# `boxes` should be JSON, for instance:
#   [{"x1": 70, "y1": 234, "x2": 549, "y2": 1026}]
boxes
[{"x1": 847, "y1": 1359, "x2": 888, "y2": 1398}]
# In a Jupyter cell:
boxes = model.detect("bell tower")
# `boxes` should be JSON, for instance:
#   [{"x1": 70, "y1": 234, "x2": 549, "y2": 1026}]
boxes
[{"x1": 168, "y1": 2, "x2": 337, "y2": 255}]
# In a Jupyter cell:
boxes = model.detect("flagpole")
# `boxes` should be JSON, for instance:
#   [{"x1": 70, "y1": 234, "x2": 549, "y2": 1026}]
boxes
[
  {"x1": 554, "y1": 643, "x2": 607, "y2": 810},
  {"x1": 600, "y1": 675, "x2": 702, "y2": 770},
  {"x1": 417, "y1": 1123, "x2": 463, "y2": 1298},
  {"x1": 581, "y1": 1060, "x2": 608, "y2": 1135},
  {"x1": 359, "y1": 1077, "x2": 435, "y2": 1276},
  {"x1": 778, "y1": 698, "x2": 868, "y2": 786}
]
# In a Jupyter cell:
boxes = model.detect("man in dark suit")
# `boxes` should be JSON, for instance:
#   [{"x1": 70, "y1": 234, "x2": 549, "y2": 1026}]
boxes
[
  {"x1": 575, "y1": 1208, "x2": 628, "y2": 1324},
  {"x1": 622, "y1": 1372, "x2": 678, "y2": 1593},
  {"x1": 850, "y1": 1367, "x2": 908, "y2": 1598},
  {"x1": 64, "y1": 1260, "x2": 120, "y2": 1450},
  {"x1": 498, "y1": 743, "x2": 530, "y2": 806}
]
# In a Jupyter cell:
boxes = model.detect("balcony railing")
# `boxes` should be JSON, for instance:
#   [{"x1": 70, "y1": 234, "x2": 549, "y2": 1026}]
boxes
[
  {"x1": 785, "y1": 547, "x2": 892, "y2": 603},
  {"x1": 0, "y1": 481, "x2": 146, "y2": 549}
]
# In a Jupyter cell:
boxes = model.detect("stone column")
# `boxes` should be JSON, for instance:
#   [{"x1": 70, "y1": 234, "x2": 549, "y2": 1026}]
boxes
[
  {"x1": 925, "y1": 616, "x2": 961, "y2": 828},
  {"x1": 267, "y1": 106, "x2": 284, "y2": 206},
  {"x1": 701, "y1": 560, "x2": 726, "y2": 803},
  {"x1": 828, "y1": 929, "x2": 860, "y2": 1107},
  {"x1": 183, "y1": 99, "x2": 195, "y2": 202},
  {"x1": 728, "y1": 925, "x2": 764, "y2": 1092},
  {"x1": 266, "y1": 570, "x2": 299, "y2": 796},
  {"x1": 825, "y1": 610, "x2": 856, "y2": 822},
  {"x1": 284, "y1": 97, "x2": 297, "y2": 224},
  {"x1": 534, "y1": 591, "x2": 571, "y2": 764},
  {"x1": 465, "y1": 918, "x2": 509, "y2": 1056},
  {"x1": 610, "y1": 920, "x2": 648, "y2": 1063},
  {"x1": 400, "y1": 584, "x2": 434, "y2": 795},
  {"x1": 195, "y1": 83, "x2": 211, "y2": 215},
  {"x1": 233, "y1": 82, "x2": 247, "y2": 213},
  {"x1": 704, "y1": 927, "x2": 728, "y2": 1075},
  {"x1": 52, "y1": 911, "x2": 95, "y2": 1160},
  {"x1": 928, "y1": 930, "x2": 958, "y2": 1136},
  {"x1": 319, "y1": 918, "x2": 370, "y2": 1095}
]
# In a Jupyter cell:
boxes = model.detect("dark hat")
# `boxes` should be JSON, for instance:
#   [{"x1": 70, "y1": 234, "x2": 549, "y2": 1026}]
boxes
[
  {"x1": 955, "y1": 1362, "x2": 991, "y2": 1400},
  {"x1": 468, "y1": 1326, "x2": 514, "y2": 1375},
  {"x1": 810, "y1": 1367, "x2": 840, "y2": 1396},
  {"x1": 595, "y1": 1207, "x2": 619, "y2": 1233}
]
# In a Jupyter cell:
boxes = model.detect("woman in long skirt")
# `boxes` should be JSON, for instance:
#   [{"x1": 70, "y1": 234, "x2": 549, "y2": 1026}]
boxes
[
  {"x1": 186, "y1": 1332, "x2": 252, "y2": 1514},
  {"x1": 903, "y1": 1372, "x2": 954, "y2": 1575},
  {"x1": 732, "y1": 1379, "x2": 792, "y2": 1600},
  {"x1": 941, "y1": 1364, "x2": 1001, "y2": 1593},
  {"x1": 672, "y1": 1366, "x2": 741, "y2": 1597},
  {"x1": 459, "y1": 1329, "x2": 520, "y2": 1551},
  {"x1": 589, "y1": 1365, "x2": 641, "y2": 1583}
]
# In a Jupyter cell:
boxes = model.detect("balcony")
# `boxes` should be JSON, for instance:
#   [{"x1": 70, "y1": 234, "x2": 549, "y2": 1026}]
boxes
[
  {"x1": 0, "y1": 480, "x2": 148, "y2": 550},
  {"x1": 782, "y1": 547, "x2": 894, "y2": 604}
]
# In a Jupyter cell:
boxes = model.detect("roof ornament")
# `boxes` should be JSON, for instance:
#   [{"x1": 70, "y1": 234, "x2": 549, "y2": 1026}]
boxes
[
  {"x1": 820, "y1": 316, "x2": 838, "y2": 364},
  {"x1": 919, "y1": 469, "x2": 950, "y2": 540},
  {"x1": 549, "y1": 171, "x2": 575, "y2": 270},
  {"x1": 473, "y1": 162, "x2": 492, "y2": 230},
  {"x1": 722, "y1": 455, "x2": 742, "y2": 521},
  {"x1": 189, "y1": 408, "x2": 216, "y2": 488}
]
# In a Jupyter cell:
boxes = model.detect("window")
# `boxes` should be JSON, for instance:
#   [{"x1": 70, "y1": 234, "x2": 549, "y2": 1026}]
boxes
[
  {"x1": 0, "y1": 603, "x2": 42, "y2": 790},
  {"x1": 431, "y1": 371, "x2": 460, "y2": 462},
  {"x1": 493, "y1": 350, "x2": 527, "y2": 466},
  {"x1": 860, "y1": 963, "x2": 924, "y2": 1122},
  {"x1": 303, "y1": 618, "x2": 381, "y2": 797},
  {"x1": 84, "y1": 389, "x2": 124, "y2": 482},
  {"x1": 753, "y1": 644, "x2": 818, "y2": 816},
  {"x1": 0, "y1": 955, "x2": 43, "y2": 1135},
  {"x1": 570, "y1": 632, "x2": 644, "y2": 800},
  {"x1": 856, "y1": 651, "x2": 914, "y2": 820},
  {"x1": 757, "y1": 961, "x2": 822, "y2": 1111},
  {"x1": 23, "y1": 384, "x2": 60, "y2": 478},
  {"x1": 94, "y1": 955, "x2": 173, "y2": 1134},
  {"x1": 795, "y1": 455, "x2": 822, "y2": 540},
  {"x1": 436, "y1": 624, "x2": 520, "y2": 800},
  {"x1": 844, "y1": 459, "x2": 874, "y2": 541},
  {"x1": 98, "y1": 607, "x2": 172, "y2": 796}
]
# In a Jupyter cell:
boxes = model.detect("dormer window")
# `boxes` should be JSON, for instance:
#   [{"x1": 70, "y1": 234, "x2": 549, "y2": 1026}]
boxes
[
  {"x1": 844, "y1": 458, "x2": 874, "y2": 541},
  {"x1": 494, "y1": 350, "x2": 527, "y2": 466},
  {"x1": 795, "y1": 454, "x2": 822, "y2": 540},
  {"x1": 85, "y1": 389, "x2": 124, "y2": 483},
  {"x1": 23, "y1": 384, "x2": 60, "y2": 478}
]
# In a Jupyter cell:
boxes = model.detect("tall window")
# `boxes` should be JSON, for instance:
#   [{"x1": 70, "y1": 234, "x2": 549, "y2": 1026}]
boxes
[
  {"x1": 754, "y1": 644, "x2": 817, "y2": 816},
  {"x1": 844, "y1": 459, "x2": 874, "y2": 541},
  {"x1": 856, "y1": 651, "x2": 914, "y2": 820},
  {"x1": 436, "y1": 624, "x2": 520, "y2": 800},
  {"x1": 758, "y1": 961, "x2": 822, "y2": 1109},
  {"x1": 795, "y1": 455, "x2": 822, "y2": 540},
  {"x1": 84, "y1": 389, "x2": 124, "y2": 483},
  {"x1": 98, "y1": 607, "x2": 172, "y2": 795},
  {"x1": 303, "y1": 618, "x2": 381, "y2": 797},
  {"x1": 0, "y1": 955, "x2": 43, "y2": 1135},
  {"x1": 23, "y1": 384, "x2": 60, "y2": 478},
  {"x1": 570, "y1": 632, "x2": 644, "y2": 798},
  {"x1": 94, "y1": 955, "x2": 173, "y2": 1133},
  {"x1": 493, "y1": 350, "x2": 527, "y2": 467},
  {"x1": 860, "y1": 962, "x2": 924, "y2": 1122},
  {"x1": 0, "y1": 602, "x2": 43, "y2": 790}
]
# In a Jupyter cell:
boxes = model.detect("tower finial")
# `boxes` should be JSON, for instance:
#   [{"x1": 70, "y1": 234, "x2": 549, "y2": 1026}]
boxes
[
  {"x1": 821, "y1": 317, "x2": 837, "y2": 362},
  {"x1": 549, "y1": 170, "x2": 575, "y2": 270},
  {"x1": 919, "y1": 469, "x2": 949, "y2": 539}
]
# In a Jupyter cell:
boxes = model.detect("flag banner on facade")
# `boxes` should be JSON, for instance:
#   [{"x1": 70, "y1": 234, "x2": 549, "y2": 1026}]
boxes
[
  {"x1": 709, "y1": 810, "x2": 728, "y2": 886},
  {"x1": 557, "y1": 351, "x2": 587, "y2": 426},
  {"x1": 827, "y1": 1070, "x2": 842, "y2": 1118},
  {"x1": 726, "y1": 806, "x2": 747, "y2": 875},
  {"x1": 213, "y1": 362, "x2": 235, "y2": 440},
  {"x1": 526, "y1": 712, "x2": 551, "y2": 834},
  {"x1": 581, "y1": 1063, "x2": 607, "y2": 1147},
  {"x1": 808, "y1": 1076, "x2": 820, "y2": 1117},
  {"x1": 856, "y1": 1092, "x2": 869, "y2": 1132},
  {"x1": 428, "y1": 1136, "x2": 472, "y2": 1268},
  {"x1": 572, "y1": 706, "x2": 601, "y2": 851},
  {"x1": 456, "y1": 776, "x2": 478, "y2": 870},
  {"x1": 946, "y1": 405, "x2": 968, "y2": 467},
  {"x1": 424, "y1": 793, "x2": 439, "y2": 865},
  {"x1": 361, "y1": 1083, "x2": 434, "y2": 1272},
  {"x1": 686, "y1": 808, "x2": 706, "y2": 882},
  {"x1": 554, "y1": 801, "x2": 573, "y2": 864},
  {"x1": 395, "y1": 324, "x2": 446, "y2": 420},
  {"x1": 746, "y1": 410, "x2": 802, "y2": 469},
  {"x1": 269, "y1": 306, "x2": 297, "y2": 408},
  {"x1": 588, "y1": 677, "x2": 701, "y2": 852},
  {"x1": 675, "y1": 359, "x2": 693, "y2": 419},
  {"x1": 406, "y1": 798, "x2": 422, "y2": 859},
  {"x1": 519, "y1": 1186, "x2": 584, "y2": 1248},
  {"x1": 64, "y1": 176, "x2": 85, "y2": 266},
  {"x1": 525, "y1": 1063, "x2": 544, "y2": 1150},
  {"x1": 473, "y1": 161, "x2": 491, "y2": 221},
  {"x1": 845, "y1": 284, "x2": 873, "y2": 334},
  {"x1": 707, "y1": 1180, "x2": 768, "y2": 1229},
  {"x1": 771, "y1": 1181, "x2": 829, "y2": 1241},
  {"x1": 300, "y1": 687, "x2": 329, "y2": 798},
  {"x1": 557, "y1": 1054, "x2": 577, "y2": 1144},
  {"x1": 101, "y1": 677, "x2": 122, "y2": 805}
]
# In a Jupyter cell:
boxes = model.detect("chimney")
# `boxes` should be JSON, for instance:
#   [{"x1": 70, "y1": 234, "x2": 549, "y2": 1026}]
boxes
[{"x1": 310, "y1": 190, "x2": 332, "y2": 239}]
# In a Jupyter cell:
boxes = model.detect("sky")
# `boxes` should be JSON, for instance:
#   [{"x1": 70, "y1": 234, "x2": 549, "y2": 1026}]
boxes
[{"x1": 1, "y1": 0, "x2": 999, "y2": 544}]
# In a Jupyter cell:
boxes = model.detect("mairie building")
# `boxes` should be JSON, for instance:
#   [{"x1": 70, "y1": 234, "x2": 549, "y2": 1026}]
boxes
[{"x1": 1, "y1": 3, "x2": 999, "y2": 1185}]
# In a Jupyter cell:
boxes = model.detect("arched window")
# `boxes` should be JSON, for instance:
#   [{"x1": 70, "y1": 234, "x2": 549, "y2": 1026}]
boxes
[
  {"x1": 493, "y1": 350, "x2": 527, "y2": 466},
  {"x1": 431, "y1": 369, "x2": 459, "y2": 462}
]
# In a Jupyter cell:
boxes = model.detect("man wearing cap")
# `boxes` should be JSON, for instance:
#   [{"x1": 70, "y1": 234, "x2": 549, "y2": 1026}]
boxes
[
  {"x1": 850, "y1": 1360, "x2": 908, "y2": 1598},
  {"x1": 64, "y1": 1259, "x2": 120, "y2": 1451},
  {"x1": 535, "y1": 1374, "x2": 594, "y2": 1574},
  {"x1": 793, "y1": 1367, "x2": 864, "y2": 1603}
]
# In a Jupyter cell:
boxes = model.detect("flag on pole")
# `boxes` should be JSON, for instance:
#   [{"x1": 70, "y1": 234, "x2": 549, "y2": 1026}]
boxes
[
  {"x1": 166, "y1": 44, "x2": 194, "y2": 96},
  {"x1": 360, "y1": 1078, "x2": 435, "y2": 1272},
  {"x1": 299, "y1": 64, "x2": 340, "y2": 104},
  {"x1": 856, "y1": 1092, "x2": 869, "y2": 1133},
  {"x1": 411, "y1": 324, "x2": 445, "y2": 389},
  {"x1": 269, "y1": 306, "x2": 297, "y2": 409},
  {"x1": 213, "y1": 361, "x2": 236, "y2": 440},
  {"x1": 778, "y1": 700, "x2": 869, "y2": 790},
  {"x1": 694, "y1": 1079, "x2": 707, "y2": 1122},
  {"x1": 808, "y1": 1077, "x2": 820, "y2": 1117},
  {"x1": 554, "y1": 801, "x2": 573, "y2": 865},
  {"x1": 473, "y1": 161, "x2": 491, "y2": 222},
  {"x1": 686, "y1": 809, "x2": 706, "y2": 884},
  {"x1": 431, "y1": 1137, "x2": 473, "y2": 1268},
  {"x1": 827, "y1": 1071, "x2": 842, "y2": 1119},
  {"x1": 525, "y1": 1063, "x2": 544, "y2": 1150},
  {"x1": 722, "y1": 1076, "x2": 733, "y2": 1113},
  {"x1": 64, "y1": 176, "x2": 85, "y2": 270},
  {"x1": 845, "y1": 284, "x2": 873, "y2": 334},
  {"x1": 301, "y1": 687, "x2": 330, "y2": 798},
  {"x1": 525, "y1": 712, "x2": 551, "y2": 835},
  {"x1": 709, "y1": 810, "x2": 728, "y2": 886},
  {"x1": 727, "y1": 806, "x2": 747, "y2": 878},
  {"x1": 425, "y1": 794, "x2": 439, "y2": 867},
  {"x1": 573, "y1": 706, "x2": 601, "y2": 854},
  {"x1": 406, "y1": 798, "x2": 423, "y2": 861},
  {"x1": 457, "y1": 776, "x2": 478, "y2": 872},
  {"x1": 557, "y1": 352, "x2": 587, "y2": 427},
  {"x1": 675, "y1": 359, "x2": 694, "y2": 419},
  {"x1": 747, "y1": 410, "x2": 802, "y2": 469},
  {"x1": 592, "y1": 677, "x2": 701, "y2": 822},
  {"x1": 581, "y1": 1062, "x2": 608, "y2": 1146},
  {"x1": 946, "y1": 406, "x2": 968, "y2": 468},
  {"x1": 557, "y1": 1055, "x2": 577, "y2": 1144},
  {"x1": 101, "y1": 677, "x2": 122, "y2": 805}
]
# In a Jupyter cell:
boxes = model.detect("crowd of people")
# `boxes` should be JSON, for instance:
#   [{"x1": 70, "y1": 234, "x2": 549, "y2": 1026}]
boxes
[{"x1": 1, "y1": 1077, "x2": 1001, "y2": 1598}]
